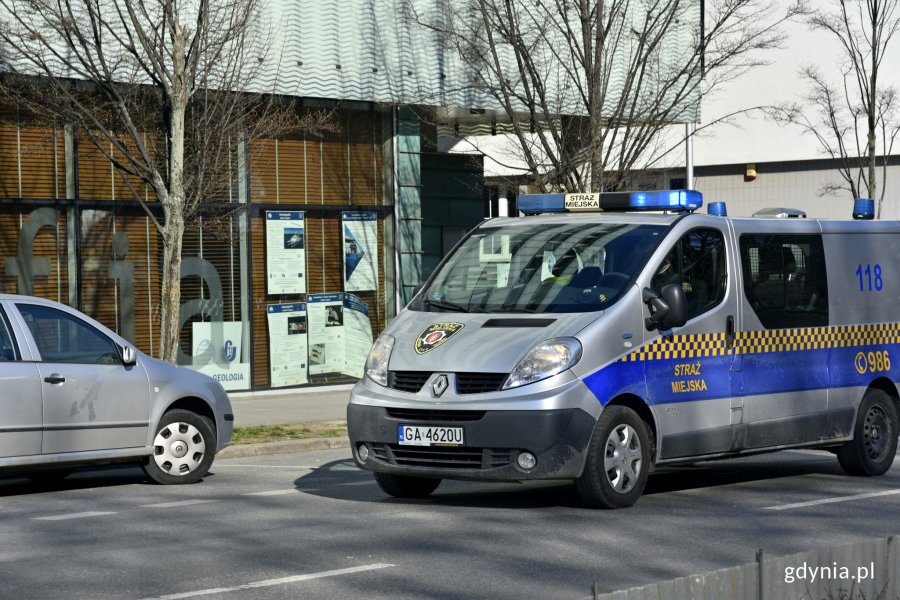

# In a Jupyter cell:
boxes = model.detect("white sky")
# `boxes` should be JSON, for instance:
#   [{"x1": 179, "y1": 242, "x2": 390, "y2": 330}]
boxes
[{"x1": 694, "y1": 14, "x2": 900, "y2": 166}]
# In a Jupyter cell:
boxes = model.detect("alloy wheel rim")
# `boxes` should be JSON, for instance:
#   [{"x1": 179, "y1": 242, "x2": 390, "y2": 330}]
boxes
[
  {"x1": 153, "y1": 422, "x2": 206, "y2": 476},
  {"x1": 604, "y1": 423, "x2": 642, "y2": 493}
]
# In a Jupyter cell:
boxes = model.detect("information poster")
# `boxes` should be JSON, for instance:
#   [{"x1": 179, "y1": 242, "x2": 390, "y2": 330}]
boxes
[
  {"x1": 342, "y1": 293, "x2": 374, "y2": 379},
  {"x1": 191, "y1": 321, "x2": 250, "y2": 391},
  {"x1": 266, "y1": 303, "x2": 309, "y2": 387},
  {"x1": 307, "y1": 293, "x2": 346, "y2": 375},
  {"x1": 342, "y1": 211, "x2": 378, "y2": 291},
  {"x1": 266, "y1": 211, "x2": 306, "y2": 294}
]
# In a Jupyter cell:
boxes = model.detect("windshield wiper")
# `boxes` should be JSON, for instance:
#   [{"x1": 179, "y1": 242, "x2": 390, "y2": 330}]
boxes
[{"x1": 424, "y1": 298, "x2": 469, "y2": 313}]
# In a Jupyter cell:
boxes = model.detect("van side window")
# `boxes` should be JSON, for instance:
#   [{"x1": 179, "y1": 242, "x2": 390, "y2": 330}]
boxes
[
  {"x1": 651, "y1": 228, "x2": 727, "y2": 320},
  {"x1": 739, "y1": 234, "x2": 829, "y2": 329}
]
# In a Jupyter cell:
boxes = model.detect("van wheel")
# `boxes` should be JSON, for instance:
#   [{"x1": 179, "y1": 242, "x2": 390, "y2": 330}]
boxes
[
  {"x1": 576, "y1": 406, "x2": 651, "y2": 509},
  {"x1": 837, "y1": 389, "x2": 899, "y2": 476},
  {"x1": 374, "y1": 472, "x2": 441, "y2": 498},
  {"x1": 143, "y1": 409, "x2": 215, "y2": 485}
]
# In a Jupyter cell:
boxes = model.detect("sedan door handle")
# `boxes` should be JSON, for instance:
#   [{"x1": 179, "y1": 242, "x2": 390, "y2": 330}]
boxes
[{"x1": 43, "y1": 375, "x2": 66, "y2": 385}]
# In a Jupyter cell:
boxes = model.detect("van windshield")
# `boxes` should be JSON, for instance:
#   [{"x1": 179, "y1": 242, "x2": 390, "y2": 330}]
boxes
[{"x1": 419, "y1": 221, "x2": 666, "y2": 313}]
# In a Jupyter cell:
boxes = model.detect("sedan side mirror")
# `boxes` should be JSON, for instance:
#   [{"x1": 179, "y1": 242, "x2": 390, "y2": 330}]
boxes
[
  {"x1": 120, "y1": 345, "x2": 138, "y2": 366},
  {"x1": 643, "y1": 284, "x2": 687, "y2": 331}
]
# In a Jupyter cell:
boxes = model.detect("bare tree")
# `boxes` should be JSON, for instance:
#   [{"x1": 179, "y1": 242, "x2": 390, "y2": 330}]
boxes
[
  {"x1": 771, "y1": 0, "x2": 899, "y2": 217},
  {"x1": 0, "y1": 0, "x2": 329, "y2": 362},
  {"x1": 432, "y1": 0, "x2": 805, "y2": 193}
]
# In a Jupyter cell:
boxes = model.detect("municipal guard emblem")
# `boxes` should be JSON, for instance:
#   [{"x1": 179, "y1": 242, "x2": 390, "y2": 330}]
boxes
[{"x1": 415, "y1": 322, "x2": 464, "y2": 355}]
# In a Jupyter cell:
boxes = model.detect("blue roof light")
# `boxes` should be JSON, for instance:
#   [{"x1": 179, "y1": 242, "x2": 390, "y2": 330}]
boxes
[
  {"x1": 708, "y1": 201, "x2": 728, "y2": 216},
  {"x1": 852, "y1": 198, "x2": 875, "y2": 220},
  {"x1": 517, "y1": 190, "x2": 703, "y2": 215}
]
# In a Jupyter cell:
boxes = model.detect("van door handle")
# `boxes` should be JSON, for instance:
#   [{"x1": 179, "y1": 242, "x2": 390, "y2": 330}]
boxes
[
  {"x1": 43, "y1": 375, "x2": 66, "y2": 385},
  {"x1": 726, "y1": 316, "x2": 735, "y2": 349}
]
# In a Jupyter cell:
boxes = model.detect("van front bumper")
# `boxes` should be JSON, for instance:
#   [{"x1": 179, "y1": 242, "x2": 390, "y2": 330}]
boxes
[{"x1": 347, "y1": 404, "x2": 596, "y2": 481}]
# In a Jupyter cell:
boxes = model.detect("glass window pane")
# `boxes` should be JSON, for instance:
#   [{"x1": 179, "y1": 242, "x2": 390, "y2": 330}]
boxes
[{"x1": 17, "y1": 304, "x2": 119, "y2": 364}]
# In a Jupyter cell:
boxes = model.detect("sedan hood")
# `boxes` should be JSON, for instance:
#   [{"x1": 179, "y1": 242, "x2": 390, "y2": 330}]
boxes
[{"x1": 386, "y1": 310, "x2": 601, "y2": 374}]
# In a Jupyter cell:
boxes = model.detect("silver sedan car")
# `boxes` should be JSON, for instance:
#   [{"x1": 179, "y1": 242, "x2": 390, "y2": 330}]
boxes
[{"x1": 0, "y1": 294, "x2": 233, "y2": 483}]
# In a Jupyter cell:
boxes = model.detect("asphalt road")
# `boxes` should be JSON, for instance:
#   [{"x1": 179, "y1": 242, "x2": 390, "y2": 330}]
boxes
[{"x1": 2, "y1": 447, "x2": 900, "y2": 600}]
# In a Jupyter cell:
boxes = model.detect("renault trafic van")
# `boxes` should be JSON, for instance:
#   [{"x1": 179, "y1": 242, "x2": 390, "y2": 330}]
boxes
[{"x1": 348, "y1": 191, "x2": 899, "y2": 508}]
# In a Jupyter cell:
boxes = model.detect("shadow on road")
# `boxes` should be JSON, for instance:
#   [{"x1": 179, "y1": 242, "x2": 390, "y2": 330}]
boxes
[{"x1": 292, "y1": 451, "x2": 845, "y2": 508}]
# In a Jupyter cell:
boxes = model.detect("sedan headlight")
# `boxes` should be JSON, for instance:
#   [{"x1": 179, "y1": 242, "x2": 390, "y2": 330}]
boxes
[
  {"x1": 503, "y1": 337, "x2": 583, "y2": 390},
  {"x1": 365, "y1": 334, "x2": 395, "y2": 387}
]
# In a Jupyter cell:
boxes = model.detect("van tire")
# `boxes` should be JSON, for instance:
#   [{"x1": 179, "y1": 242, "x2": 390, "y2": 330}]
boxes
[
  {"x1": 143, "y1": 409, "x2": 216, "y2": 485},
  {"x1": 374, "y1": 472, "x2": 441, "y2": 498},
  {"x1": 576, "y1": 406, "x2": 651, "y2": 509},
  {"x1": 837, "y1": 389, "x2": 898, "y2": 476}
]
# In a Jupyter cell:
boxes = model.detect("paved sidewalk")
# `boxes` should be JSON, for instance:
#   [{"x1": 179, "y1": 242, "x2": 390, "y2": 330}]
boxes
[
  {"x1": 227, "y1": 384, "x2": 353, "y2": 427},
  {"x1": 219, "y1": 384, "x2": 354, "y2": 458}
]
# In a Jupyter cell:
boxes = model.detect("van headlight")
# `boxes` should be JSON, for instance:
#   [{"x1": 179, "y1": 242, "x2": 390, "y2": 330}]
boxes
[
  {"x1": 503, "y1": 338, "x2": 583, "y2": 390},
  {"x1": 365, "y1": 334, "x2": 395, "y2": 387}
]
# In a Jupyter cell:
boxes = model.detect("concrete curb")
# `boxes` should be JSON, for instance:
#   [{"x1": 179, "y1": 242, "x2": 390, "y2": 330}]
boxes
[{"x1": 217, "y1": 436, "x2": 350, "y2": 459}]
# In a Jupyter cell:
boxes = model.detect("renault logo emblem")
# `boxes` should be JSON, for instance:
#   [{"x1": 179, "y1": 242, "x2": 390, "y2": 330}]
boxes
[{"x1": 431, "y1": 374, "x2": 449, "y2": 397}]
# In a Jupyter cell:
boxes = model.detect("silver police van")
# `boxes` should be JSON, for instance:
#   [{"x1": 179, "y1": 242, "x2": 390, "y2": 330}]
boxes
[{"x1": 348, "y1": 191, "x2": 899, "y2": 508}]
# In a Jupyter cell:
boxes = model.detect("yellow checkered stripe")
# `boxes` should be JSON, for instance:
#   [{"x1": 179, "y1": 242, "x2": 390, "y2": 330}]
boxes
[
  {"x1": 621, "y1": 323, "x2": 900, "y2": 362},
  {"x1": 624, "y1": 332, "x2": 729, "y2": 361}
]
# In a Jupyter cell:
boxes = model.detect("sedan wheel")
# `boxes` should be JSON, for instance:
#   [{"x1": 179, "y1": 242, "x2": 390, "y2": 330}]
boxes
[{"x1": 143, "y1": 409, "x2": 216, "y2": 484}]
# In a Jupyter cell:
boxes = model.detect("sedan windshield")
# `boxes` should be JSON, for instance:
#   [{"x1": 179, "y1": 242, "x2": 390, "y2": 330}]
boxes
[{"x1": 419, "y1": 221, "x2": 666, "y2": 313}]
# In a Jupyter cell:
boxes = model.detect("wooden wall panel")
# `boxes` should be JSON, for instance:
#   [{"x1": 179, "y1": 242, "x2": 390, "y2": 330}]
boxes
[
  {"x1": 19, "y1": 128, "x2": 63, "y2": 199},
  {"x1": 77, "y1": 140, "x2": 114, "y2": 200},
  {"x1": 0, "y1": 125, "x2": 19, "y2": 198},
  {"x1": 305, "y1": 140, "x2": 323, "y2": 203},
  {"x1": 250, "y1": 140, "x2": 278, "y2": 203},
  {"x1": 321, "y1": 142, "x2": 349, "y2": 204},
  {"x1": 79, "y1": 209, "x2": 118, "y2": 332},
  {"x1": 277, "y1": 139, "x2": 307, "y2": 202},
  {"x1": 26, "y1": 208, "x2": 67, "y2": 303},
  {"x1": 250, "y1": 212, "x2": 270, "y2": 387}
]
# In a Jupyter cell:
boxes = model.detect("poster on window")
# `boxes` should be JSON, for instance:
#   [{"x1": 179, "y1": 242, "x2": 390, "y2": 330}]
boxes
[
  {"x1": 341, "y1": 293, "x2": 373, "y2": 379},
  {"x1": 266, "y1": 303, "x2": 309, "y2": 387},
  {"x1": 307, "y1": 293, "x2": 346, "y2": 375},
  {"x1": 191, "y1": 321, "x2": 250, "y2": 391},
  {"x1": 342, "y1": 211, "x2": 378, "y2": 292},
  {"x1": 266, "y1": 211, "x2": 306, "y2": 295}
]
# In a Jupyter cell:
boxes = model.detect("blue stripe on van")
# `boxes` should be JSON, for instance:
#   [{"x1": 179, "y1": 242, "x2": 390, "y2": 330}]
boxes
[{"x1": 581, "y1": 326, "x2": 900, "y2": 406}]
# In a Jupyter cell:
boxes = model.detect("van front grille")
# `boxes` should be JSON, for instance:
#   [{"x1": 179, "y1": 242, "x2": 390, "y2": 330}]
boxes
[
  {"x1": 456, "y1": 373, "x2": 507, "y2": 394},
  {"x1": 387, "y1": 371, "x2": 431, "y2": 393},
  {"x1": 371, "y1": 444, "x2": 513, "y2": 470},
  {"x1": 385, "y1": 408, "x2": 486, "y2": 422},
  {"x1": 387, "y1": 371, "x2": 508, "y2": 395}
]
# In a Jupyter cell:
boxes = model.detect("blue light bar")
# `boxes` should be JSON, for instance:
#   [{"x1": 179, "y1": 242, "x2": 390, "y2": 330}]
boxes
[
  {"x1": 517, "y1": 190, "x2": 703, "y2": 215},
  {"x1": 852, "y1": 198, "x2": 875, "y2": 220}
]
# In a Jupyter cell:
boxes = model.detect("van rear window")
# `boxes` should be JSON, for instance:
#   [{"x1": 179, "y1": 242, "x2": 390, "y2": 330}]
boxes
[{"x1": 739, "y1": 234, "x2": 829, "y2": 329}]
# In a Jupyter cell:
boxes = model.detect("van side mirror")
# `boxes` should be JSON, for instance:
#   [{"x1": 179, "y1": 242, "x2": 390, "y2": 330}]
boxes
[
  {"x1": 643, "y1": 284, "x2": 687, "y2": 331},
  {"x1": 120, "y1": 345, "x2": 137, "y2": 366}
]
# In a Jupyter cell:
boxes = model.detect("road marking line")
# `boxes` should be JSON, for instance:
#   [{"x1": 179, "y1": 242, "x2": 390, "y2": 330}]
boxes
[
  {"x1": 214, "y1": 464, "x2": 322, "y2": 469},
  {"x1": 142, "y1": 500, "x2": 220, "y2": 508},
  {"x1": 242, "y1": 489, "x2": 299, "y2": 496},
  {"x1": 765, "y1": 488, "x2": 900, "y2": 511},
  {"x1": 145, "y1": 563, "x2": 395, "y2": 599},
  {"x1": 35, "y1": 511, "x2": 117, "y2": 521}
]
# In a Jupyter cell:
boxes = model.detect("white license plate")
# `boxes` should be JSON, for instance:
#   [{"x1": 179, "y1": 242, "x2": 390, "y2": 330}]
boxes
[{"x1": 398, "y1": 424, "x2": 464, "y2": 447}]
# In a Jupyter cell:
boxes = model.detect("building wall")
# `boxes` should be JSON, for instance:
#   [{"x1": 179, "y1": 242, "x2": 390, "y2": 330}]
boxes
[
  {"x1": 695, "y1": 158, "x2": 900, "y2": 220},
  {"x1": 0, "y1": 105, "x2": 398, "y2": 391}
]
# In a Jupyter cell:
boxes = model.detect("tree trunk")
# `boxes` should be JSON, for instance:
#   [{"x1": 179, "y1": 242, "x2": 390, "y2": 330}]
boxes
[
  {"x1": 158, "y1": 25, "x2": 190, "y2": 363},
  {"x1": 158, "y1": 212, "x2": 184, "y2": 363}
]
